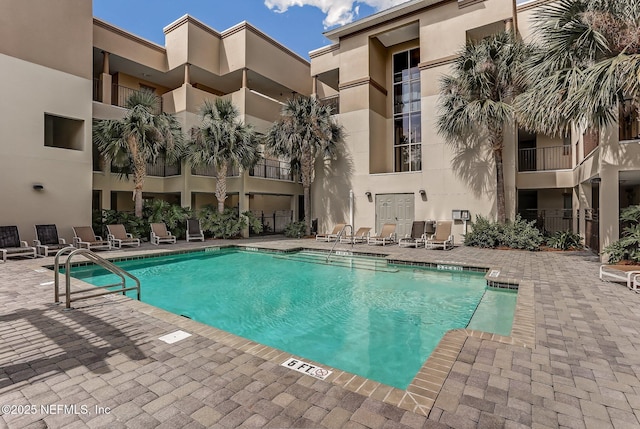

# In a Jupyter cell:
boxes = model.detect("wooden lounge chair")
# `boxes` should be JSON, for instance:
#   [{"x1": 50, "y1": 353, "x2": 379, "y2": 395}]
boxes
[
  {"x1": 368, "y1": 224, "x2": 397, "y2": 246},
  {"x1": 106, "y1": 224, "x2": 140, "y2": 249},
  {"x1": 0, "y1": 226, "x2": 37, "y2": 262},
  {"x1": 425, "y1": 220, "x2": 454, "y2": 250},
  {"x1": 340, "y1": 227, "x2": 371, "y2": 244},
  {"x1": 316, "y1": 223, "x2": 346, "y2": 242},
  {"x1": 186, "y1": 219, "x2": 205, "y2": 242},
  {"x1": 73, "y1": 226, "x2": 112, "y2": 251},
  {"x1": 599, "y1": 264, "x2": 640, "y2": 289},
  {"x1": 399, "y1": 221, "x2": 426, "y2": 248},
  {"x1": 34, "y1": 224, "x2": 71, "y2": 256},
  {"x1": 150, "y1": 222, "x2": 176, "y2": 245}
]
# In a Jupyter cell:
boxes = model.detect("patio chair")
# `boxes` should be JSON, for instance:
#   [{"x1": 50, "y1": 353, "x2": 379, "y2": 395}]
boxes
[
  {"x1": 0, "y1": 226, "x2": 37, "y2": 262},
  {"x1": 399, "y1": 221, "x2": 426, "y2": 248},
  {"x1": 599, "y1": 264, "x2": 640, "y2": 290},
  {"x1": 150, "y1": 222, "x2": 176, "y2": 245},
  {"x1": 340, "y1": 227, "x2": 371, "y2": 244},
  {"x1": 425, "y1": 220, "x2": 454, "y2": 250},
  {"x1": 186, "y1": 218, "x2": 205, "y2": 242},
  {"x1": 315, "y1": 223, "x2": 346, "y2": 242},
  {"x1": 368, "y1": 224, "x2": 397, "y2": 246},
  {"x1": 106, "y1": 224, "x2": 140, "y2": 249},
  {"x1": 34, "y1": 224, "x2": 72, "y2": 256},
  {"x1": 73, "y1": 226, "x2": 112, "y2": 251}
]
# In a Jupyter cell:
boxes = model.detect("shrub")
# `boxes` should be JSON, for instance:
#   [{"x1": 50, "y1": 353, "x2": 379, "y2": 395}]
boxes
[
  {"x1": 145, "y1": 200, "x2": 192, "y2": 239},
  {"x1": 198, "y1": 206, "x2": 246, "y2": 239},
  {"x1": 284, "y1": 221, "x2": 306, "y2": 238},
  {"x1": 603, "y1": 205, "x2": 640, "y2": 264},
  {"x1": 464, "y1": 215, "x2": 543, "y2": 251},
  {"x1": 243, "y1": 211, "x2": 264, "y2": 235},
  {"x1": 546, "y1": 230, "x2": 582, "y2": 250}
]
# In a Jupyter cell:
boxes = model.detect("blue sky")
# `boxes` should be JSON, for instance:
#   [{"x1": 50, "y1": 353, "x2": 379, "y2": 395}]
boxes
[{"x1": 93, "y1": 0, "x2": 400, "y2": 59}]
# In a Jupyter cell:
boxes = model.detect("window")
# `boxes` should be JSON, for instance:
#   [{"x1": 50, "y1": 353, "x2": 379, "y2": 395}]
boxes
[
  {"x1": 44, "y1": 114, "x2": 84, "y2": 150},
  {"x1": 620, "y1": 98, "x2": 639, "y2": 141},
  {"x1": 393, "y1": 48, "x2": 421, "y2": 172}
]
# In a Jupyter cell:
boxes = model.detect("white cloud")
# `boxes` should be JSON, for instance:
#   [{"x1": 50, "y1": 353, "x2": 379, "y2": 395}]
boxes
[{"x1": 264, "y1": 0, "x2": 410, "y2": 28}]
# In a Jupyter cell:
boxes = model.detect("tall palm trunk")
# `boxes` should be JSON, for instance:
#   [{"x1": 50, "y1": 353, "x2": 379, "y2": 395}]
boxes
[
  {"x1": 491, "y1": 131, "x2": 506, "y2": 223},
  {"x1": 128, "y1": 135, "x2": 146, "y2": 218},
  {"x1": 216, "y1": 162, "x2": 228, "y2": 213},
  {"x1": 300, "y1": 151, "x2": 314, "y2": 236}
]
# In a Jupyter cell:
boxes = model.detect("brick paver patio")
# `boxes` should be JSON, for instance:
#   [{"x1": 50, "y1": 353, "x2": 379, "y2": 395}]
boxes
[{"x1": 1, "y1": 237, "x2": 639, "y2": 428}]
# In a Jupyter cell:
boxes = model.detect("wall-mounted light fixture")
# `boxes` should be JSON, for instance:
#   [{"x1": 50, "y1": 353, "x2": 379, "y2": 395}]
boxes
[
  {"x1": 365, "y1": 191, "x2": 371, "y2": 198},
  {"x1": 419, "y1": 189, "x2": 426, "y2": 197},
  {"x1": 32, "y1": 183, "x2": 44, "y2": 191},
  {"x1": 590, "y1": 177, "x2": 602, "y2": 184}
]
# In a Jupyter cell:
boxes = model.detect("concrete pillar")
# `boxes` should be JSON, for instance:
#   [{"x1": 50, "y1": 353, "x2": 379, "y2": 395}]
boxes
[
  {"x1": 100, "y1": 51, "x2": 112, "y2": 104},
  {"x1": 599, "y1": 169, "x2": 619, "y2": 258},
  {"x1": 101, "y1": 189, "x2": 111, "y2": 211},
  {"x1": 290, "y1": 195, "x2": 298, "y2": 223},
  {"x1": 102, "y1": 51, "x2": 109, "y2": 74},
  {"x1": 504, "y1": 18, "x2": 513, "y2": 33},
  {"x1": 239, "y1": 193, "x2": 250, "y2": 238},
  {"x1": 242, "y1": 68, "x2": 248, "y2": 89},
  {"x1": 184, "y1": 63, "x2": 191, "y2": 85},
  {"x1": 312, "y1": 76, "x2": 317, "y2": 98},
  {"x1": 572, "y1": 185, "x2": 580, "y2": 235}
]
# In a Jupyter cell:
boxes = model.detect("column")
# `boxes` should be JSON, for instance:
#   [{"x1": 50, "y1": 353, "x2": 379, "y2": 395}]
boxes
[
  {"x1": 100, "y1": 51, "x2": 112, "y2": 104},
  {"x1": 312, "y1": 76, "x2": 318, "y2": 98},
  {"x1": 599, "y1": 169, "x2": 619, "y2": 261},
  {"x1": 242, "y1": 68, "x2": 248, "y2": 89},
  {"x1": 184, "y1": 63, "x2": 191, "y2": 86}
]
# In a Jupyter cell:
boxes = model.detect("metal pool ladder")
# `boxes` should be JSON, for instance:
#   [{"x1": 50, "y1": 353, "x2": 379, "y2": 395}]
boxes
[
  {"x1": 54, "y1": 247, "x2": 141, "y2": 309},
  {"x1": 326, "y1": 224, "x2": 353, "y2": 263}
]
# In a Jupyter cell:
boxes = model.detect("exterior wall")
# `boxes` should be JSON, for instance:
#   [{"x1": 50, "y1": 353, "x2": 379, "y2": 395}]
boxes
[{"x1": 0, "y1": 54, "x2": 93, "y2": 243}]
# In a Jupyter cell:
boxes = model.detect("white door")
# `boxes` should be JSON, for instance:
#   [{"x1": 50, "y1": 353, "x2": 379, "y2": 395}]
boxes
[{"x1": 375, "y1": 194, "x2": 414, "y2": 237}]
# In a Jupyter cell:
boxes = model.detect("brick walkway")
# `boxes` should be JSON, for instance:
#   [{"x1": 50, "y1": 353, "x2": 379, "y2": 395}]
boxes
[{"x1": 1, "y1": 238, "x2": 639, "y2": 428}]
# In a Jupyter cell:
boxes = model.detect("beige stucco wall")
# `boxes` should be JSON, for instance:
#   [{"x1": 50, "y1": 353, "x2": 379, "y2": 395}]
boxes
[{"x1": 0, "y1": 54, "x2": 93, "y2": 243}]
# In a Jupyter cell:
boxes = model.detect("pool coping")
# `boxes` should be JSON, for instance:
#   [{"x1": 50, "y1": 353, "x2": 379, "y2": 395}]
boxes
[{"x1": 53, "y1": 243, "x2": 536, "y2": 416}]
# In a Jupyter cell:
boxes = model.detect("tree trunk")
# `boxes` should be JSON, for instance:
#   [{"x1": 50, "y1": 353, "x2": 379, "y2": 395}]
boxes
[
  {"x1": 493, "y1": 143, "x2": 506, "y2": 224},
  {"x1": 300, "y1": 152, "x2": 314, "y2": 236},
  {"x1": 130, "y1": 137, "x2": 146, "y2": 218},
  {"x1": 216, "y1": 162, "x2": 228, "y2": 214}
]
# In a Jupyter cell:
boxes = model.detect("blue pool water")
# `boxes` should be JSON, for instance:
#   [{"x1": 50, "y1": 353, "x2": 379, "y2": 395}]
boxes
[{"x1": 68, "y1": 249, "x2": 515, "y2": 388}]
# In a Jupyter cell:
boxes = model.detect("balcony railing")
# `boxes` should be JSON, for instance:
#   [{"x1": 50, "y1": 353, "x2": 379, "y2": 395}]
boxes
[
  {"x1": 191, "y1": 164, "x2": 240, "y2": 177},
  {"x1": 93, "y1": 78, "x2": 101, "y2": 103},
  {"x1": 92, "y1": 79, "x2": 162, "y2": 114},
  {"x1": 518, "y1": 146, "x2": 572, "y2": 172},
  {"x1": 521, "y1": 208, "x2": 573, "y2": 235},
  {"x1": 110, "y1": 156, "x2": 180, "y2": 177},
  {"x1": 583, "y1": 128, "x2": 599, "y2": 157},
  {"x1": 249, "y1": 210, "x2": 293, "y2": 234},
  {"x1": 319, "y1": 95, "x2": 339, "y2": 115},
  {"x1": 249, "y1": 160, "x2": 293, "y2": 181}
]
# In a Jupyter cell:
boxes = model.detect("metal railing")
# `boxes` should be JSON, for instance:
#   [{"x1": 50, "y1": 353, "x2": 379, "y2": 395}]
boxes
[
  {"x1": 54, "y1": 247, "x2": 141, "y2": 309},
  {"x1": 319, "y1": 95, "x2": 339, "y2": 114},
  {"x1": 518, "y1": 146, "x2": 572, "y2": 171},
  {"x1": 327, "y1": 224, "x2": 353, "y2": 262},
  {"x1": 521, "y1": 209, "x2": 573, "y2": 235},
  {"x1": 146, "y1": 155, "x2": 181, "y2": 177},
  {"x1": 249, "y1": 160, "x2": 293, "y2": 181},
  {"x1": 583, "y1": 128, "x2": 599, "y2": 157},
  {"x1": 112, "y1": 84, "x2": 163, "y2": 114},
  {"x1": 92, "y1": 78, "x2": 101, "y2": 102},
  {"x1": 249, "y1": 210, "x2": 293, "y2": 234},
  {"x1": 191, "y1": 164, "x2": 240, "y2": 177}
]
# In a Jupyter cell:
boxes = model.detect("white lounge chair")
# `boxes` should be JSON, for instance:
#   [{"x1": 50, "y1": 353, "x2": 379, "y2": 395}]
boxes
[
  {"x1": 399, "y1": 221, "x2": 426, "y2": 248},
  {"x1": 72, "y1": 226, "x2": 112, "y2": 251},
  {"x1": 599, "y1": 264, "x2": 640, "y2": 289},
  {"x1": 0, "y1": 226, "x2": 37, "y2": 262},
  {"x1": 34, "y1": 224, "x2": 71, "y2": 256},
  {"x1": 425, "y1": 220, "x2": 454, "y2": 250},
  {"x1": 186, "y1": 219, "x2": 205, "y2": 242},
  {"x1": 316, "y1": 223, "x2": 346, "y2": 242},
  {"x1": 368, "y1": 224, "x2": 397, "y2": 246},
  {"x1": 340, "y1": 227, "x2": 371, "y2": 244},
  {"x1": 150, "y1": 222, "x2": 176, "y2": 245},
  {"x1": 106, "y1": 224, "x2": 140, "y2": 249}
]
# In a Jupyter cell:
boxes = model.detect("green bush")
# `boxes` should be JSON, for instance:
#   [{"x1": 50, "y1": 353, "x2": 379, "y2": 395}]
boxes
[
  {"x1": 145, "y1": 200, "x2": 192, "y2": 239},
  {"x1": 243, "y1": 211, "x2": 264, "y2": 235},
  {"x1": 464, "y1": 215, "x2": 543, "y2": 251},
  {"x1": 603, "y1": 207, "x2": 640, "y2": 263},
  {"x1": 284, "y1": 221, "x2": 306, "y2": 238},
  {"x1": 546, "y1": 230, "x2": 582, "y2": 250},
  {"x1": 198, "y1": 206, "x2": 246, "y2": 239}
]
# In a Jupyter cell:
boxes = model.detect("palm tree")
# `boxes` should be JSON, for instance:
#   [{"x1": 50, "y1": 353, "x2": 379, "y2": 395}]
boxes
[
  {"x1": 437, "y1": 31, "x2": 530, "y2": 223},
  {"x1": 186, "y1": 98, "x2": 260, "y2": 213},
  {"x1": 265, "y1": 95, "x2": 345, "y2": 236},
  {"x1": 93, "y1": 90, "x2": 185, "y2": 218},
  {"x1": 515, "y1": 0, "x2": 640, "y2": 136}
]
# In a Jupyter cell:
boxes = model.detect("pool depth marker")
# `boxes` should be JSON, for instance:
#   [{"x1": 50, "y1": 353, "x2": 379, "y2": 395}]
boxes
[{"x1": 281, "y1": 358, "x2": 332, "y2": 380}]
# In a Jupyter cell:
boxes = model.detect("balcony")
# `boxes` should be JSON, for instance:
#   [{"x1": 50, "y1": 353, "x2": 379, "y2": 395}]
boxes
[
  {"x1": 93, "y1": 79, "x2": 163, "y2": 114},
  {"x1": 249, "y1": 160, "x2": 293, "y2": 181},
  {"x1": 518, "y1": 146, "x2": 572, "y2": 172},
  {"x1": 319, "y1": 95, "x2": 339, "y2": 115},
  {"x1": 191, "y1": 164, "x2": 240, "y2": 177},
  {"x1": 109, "y1": 155, "x2": 180, "y2": 177}
]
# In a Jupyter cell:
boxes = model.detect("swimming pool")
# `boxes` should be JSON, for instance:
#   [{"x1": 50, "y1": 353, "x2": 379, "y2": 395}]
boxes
[{"x1": 68, "y1": 248, "x2": 516, "y2": 389}]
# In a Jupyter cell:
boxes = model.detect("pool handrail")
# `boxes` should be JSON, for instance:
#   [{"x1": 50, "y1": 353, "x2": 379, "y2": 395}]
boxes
[
  {"x1": 54, "y1": 247, "x2": 141, "y2": 309},
  {"x1": 326, "y1": 224, "x2": 353, "y2": 263}
]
